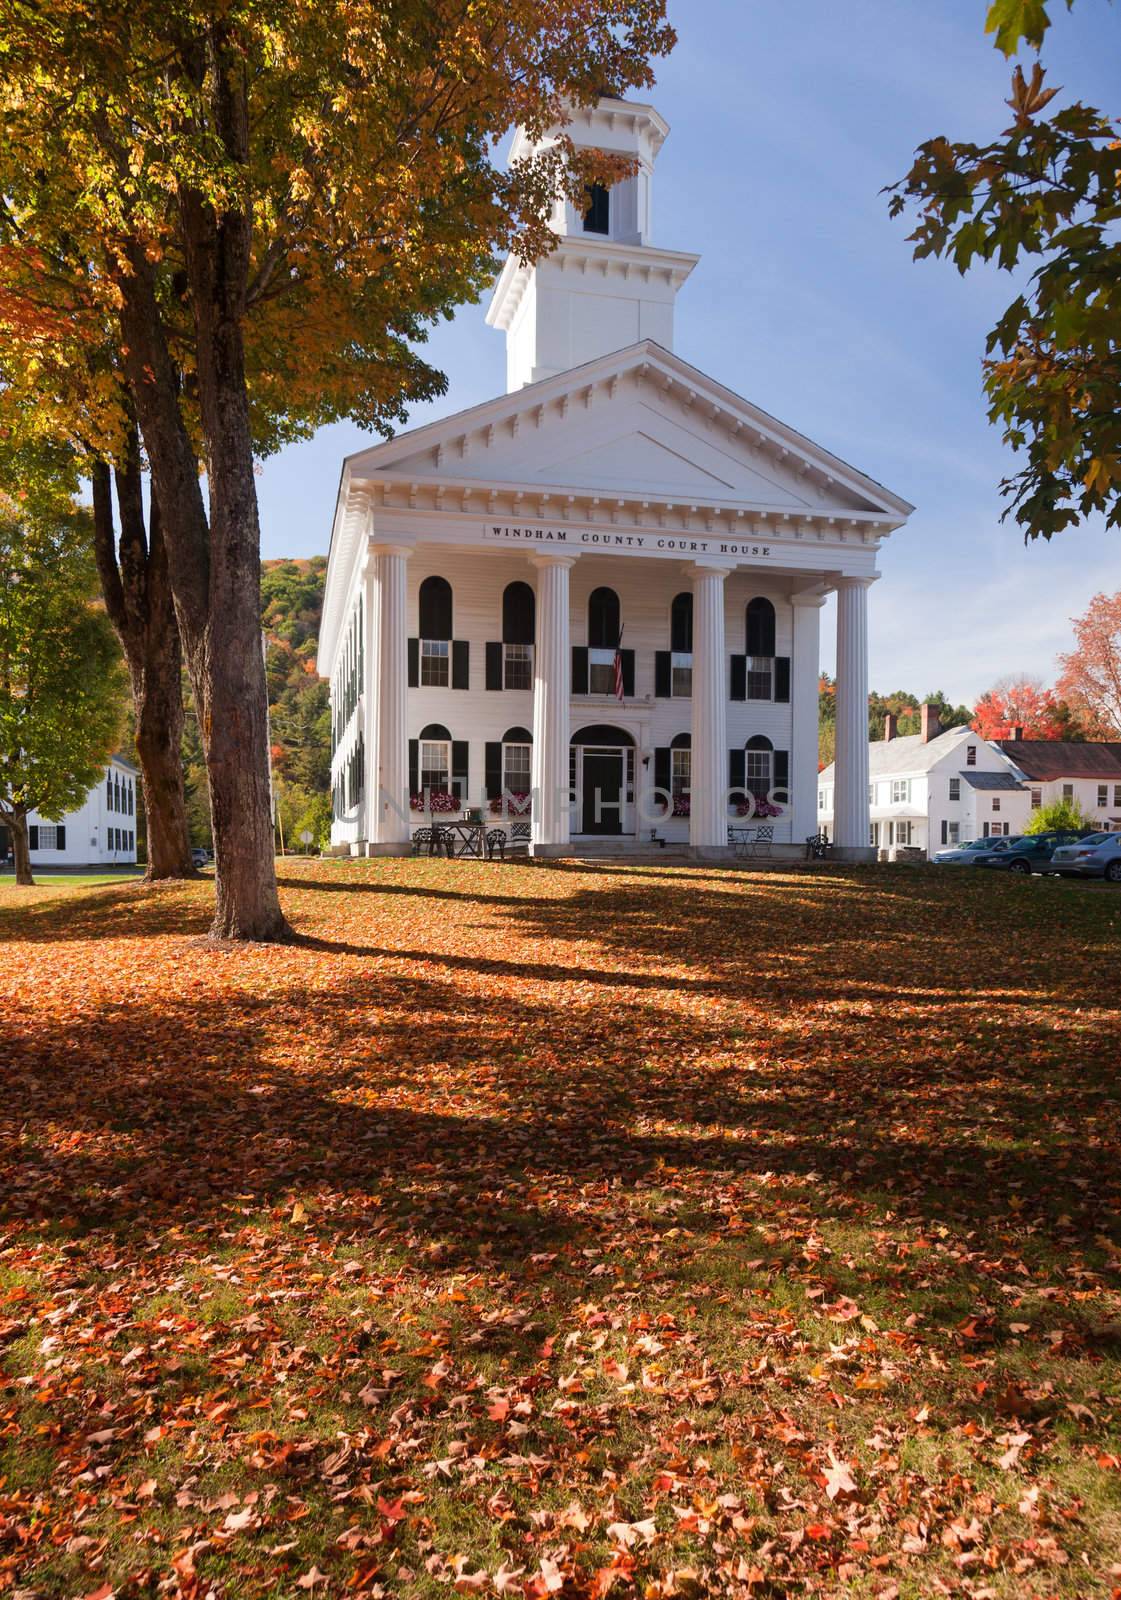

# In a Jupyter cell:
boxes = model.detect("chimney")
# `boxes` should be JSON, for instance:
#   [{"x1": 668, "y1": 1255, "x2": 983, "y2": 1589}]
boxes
[
  {"x1": 883, "y1": 712, "x2": 897, "y2": 742},
  {"x1": 921, "y1": 702, "x2": 940, "y2": 744},
  {"x1": 1010, "y1": 724, "x2": 1024, "y2": 742}
]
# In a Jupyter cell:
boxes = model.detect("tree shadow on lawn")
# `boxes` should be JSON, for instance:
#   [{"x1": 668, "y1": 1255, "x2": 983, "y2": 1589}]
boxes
[{"x1": 3, "y1": 944, "x2": 1118, "y2": 1273}]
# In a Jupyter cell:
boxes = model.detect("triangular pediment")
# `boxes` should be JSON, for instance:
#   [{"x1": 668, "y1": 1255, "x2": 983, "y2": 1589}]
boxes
[
  {"x1": 538, "y1": 429, "x2": 735, "y2": 495},
  {"x1": 343, "y1": 341, "x2": 913, "y2": 522}
]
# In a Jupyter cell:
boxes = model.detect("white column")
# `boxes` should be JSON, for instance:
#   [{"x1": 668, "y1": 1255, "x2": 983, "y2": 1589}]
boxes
[
  {"x1": 689, "y1": 563, "x2": 729, "y2": 850},
  {"x1": 530, "y1": 554, "x2": 575, "y2": 856},
  {"x1": 834, "y1": 577, "x2": 874, "y2": 853},
  {"x1": 361, "y1": 554, "x2": 377, "y2": 846},
  {"x1": 791, "y1": 593, "x2": 826, "y2": 844},
  {"x1": 370, "y1": 543, "x2": 412, "y2": 853}
]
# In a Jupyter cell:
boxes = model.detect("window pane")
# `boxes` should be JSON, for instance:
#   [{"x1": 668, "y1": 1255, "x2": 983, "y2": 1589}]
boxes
[
  {"x1": 420, "y1": 639, "x2": 450, "y2": 687},
  {"x1": 747, "y1": 656, "x2": 773, "y2": 700},
  {"x1": 503, "y1": 643, "x2": 533, "y2": 691},
  {"x1": 746, "y1": 751, "x2": 771, "y2": 798},
  {"x1": 671, "y1": 749, "x2": 691, "y2": 797},
  {"x1": 503, "y1": 744, "x2": 531, "y2": 791},
  {"x1": 671, "y1": 654, "x2": 692, "y2": 697},
  {"x1": 420, "y1": 741, "x2": 450, "y2": 791},
  {"x1": 588, "y1": 648, "x2": 615, "y2": 695}
]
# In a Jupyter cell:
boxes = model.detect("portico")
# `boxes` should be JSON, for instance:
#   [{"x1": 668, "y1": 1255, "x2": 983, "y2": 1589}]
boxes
[{"x1": 321, "y1": 93, "x2": 912, "y2": 860}]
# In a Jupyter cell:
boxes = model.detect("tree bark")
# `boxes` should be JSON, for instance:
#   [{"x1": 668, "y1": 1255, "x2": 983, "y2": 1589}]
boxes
[
  {"x1": 8, "y1": 811, "x2": 33, "y2": 886},
  {"x1": 113, "y1": 219, "x2": 287, "y2": 940},
  {"x1": 91, "y1": 443, "x2": 195, "y2": 881}
]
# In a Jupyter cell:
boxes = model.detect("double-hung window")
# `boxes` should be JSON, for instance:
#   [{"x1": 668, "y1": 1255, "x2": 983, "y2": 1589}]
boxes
[
  {"x1": 1063, "y1": 782, "x2": 1074, "y2": 801},
  {"x1": 37, "y1": 824, "x2": 58, "y2": 850},
  {"x1": 502, "y1": 743, "x2": 531, "y2": 794},
  {"x1": 588, "y1": 648, "x2": 616, "y2": 696},
  {"x1": 949, "y1": 777, "x2": 961, "y2": 802},
  {"x1": 746, "y1": 746, "x2": 771, "y2": 799},
  {"x1": 420, "y1": 638, "x2": 450, "y2": 687},
  {"x1": 890, "y1": 778, "x2": 910, "y2": 804},
  {"x1": 503, "y1": 642, "x2": 533, "y2": 691},
  {"x1": 746, "y1": 656, "x2": 773, "y2": 700},
  {"x1": 992, "y1": 797, "x2": 1001, "y2": 812},
  {"x1": 966, "y1": 745, "x2": 977, "y2": 766},
  {"x1": 1031, "y1": 787, "x2": 1042, "y2": 810},
  {"x1": 420, "y1": 740, "x2": 451, "y2": 794},
  {"x1": 671, "y1": 747, "x2": 691, "y2": 799},
  {"x1": 671, "y1": 653, "x2": 693, "y2": 697},
  {"x1": 1098, "y1": 784, "x2": 1108, "y2": 808}
]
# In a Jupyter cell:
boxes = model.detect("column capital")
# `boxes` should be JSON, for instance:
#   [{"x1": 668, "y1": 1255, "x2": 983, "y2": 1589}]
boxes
[
  {"x1": 369, "y1": 539, "x2": 415, "y2": 559},
  {"x1": 686, "y1": 560, "x2": 730, "y2": 582},
  {"x1": 529, "y1": 552, "x2": 579, "y2": 571},
  {"x1": 790, "y1": 591, "x2": 828, "y2": 609},
  {"x1": 834, "y1": 573, "x2": 878, "y2": 591}
]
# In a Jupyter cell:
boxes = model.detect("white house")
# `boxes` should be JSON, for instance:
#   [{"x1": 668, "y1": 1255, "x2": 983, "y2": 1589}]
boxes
[
  {"x1": 10, "y1": 755, "x2": 140, "y2": 869},
  {"x1": 998, "y1": 740, "x2": 1121, "y2": 830},
  {"x1": 817, "y1": 707, "x2": 1030, "y2": 856},
  {"x1": 321, "y1": 94, "x2": 914, "y2": 858}
]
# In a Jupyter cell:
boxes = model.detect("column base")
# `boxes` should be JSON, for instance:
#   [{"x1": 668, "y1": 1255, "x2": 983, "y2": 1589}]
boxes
[
  {"x1": 529, "y1": 842, "x2": 571, "y2": 859},
  {"x1": 367, "y1": 841, "x2": 413, "y2": 858},
  {"x1": 830, "y1": 845, "x2": 877, "y2": 863},
  {"x1": 689, "y1": 845, "x2": 735, "y2": 862}
]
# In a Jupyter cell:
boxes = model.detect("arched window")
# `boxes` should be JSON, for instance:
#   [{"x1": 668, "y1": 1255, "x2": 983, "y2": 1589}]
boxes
[
  {"x1": 502, "y1": 581, "x2": 535, "y2": 690},
  {"x1": 419, "y1": 577, "x2": 453, "y2": 686},
  {"x1": 746, "y1": 598, "x2": 776, "y2": 698},
  {"x1": 670, "y1": 592, "x2": 693, "y2": 653},
  {"x1": 746, "y1": 734, "x2": 773, "y2": 800},
  {"x1": 419, "y1": 722, "x2": 452, "y2": 793},
  {"x1": 502, "y1": 725, "x2": 532, "y2": 795},
  {"x1": 746, "y1": 597, "x2": 776, "y2": 656},
  {"x1": 583, "y1": 182, "x2": 610, "y2": 235},
  {"x1": 588, "y1": 587, "x2": 620, "y2": 649},
  {"x1": 587, "y1": 588, "x2": 621, "y2": 693},
  {"x1": 420, "y1": 576, "x2": 453, "y2": 639}
]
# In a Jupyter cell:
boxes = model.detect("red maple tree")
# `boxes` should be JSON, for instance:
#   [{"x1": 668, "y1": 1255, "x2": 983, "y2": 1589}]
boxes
[
  {"x1": 971, "y1": 674, "x2": 1066, "y2": 740},
  {"x1": 1055, "y1": 590, "x2": 1121, "y2": 738}
]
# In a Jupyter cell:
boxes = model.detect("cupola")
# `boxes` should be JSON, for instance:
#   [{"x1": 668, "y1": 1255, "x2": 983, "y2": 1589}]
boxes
[{"x1": 487, "y1": 96, "x2": 699, "y2": 391}]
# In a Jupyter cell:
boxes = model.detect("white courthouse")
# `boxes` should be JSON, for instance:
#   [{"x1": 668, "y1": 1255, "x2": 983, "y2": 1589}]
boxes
[{"x1": 321, "y1": 95, "x2": 913, "y2": 857}]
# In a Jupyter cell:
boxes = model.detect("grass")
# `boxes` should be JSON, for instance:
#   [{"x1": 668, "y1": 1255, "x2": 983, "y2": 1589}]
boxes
[{"x1": 0, "y1": 859, "x2": 1119, "y2": 1598}]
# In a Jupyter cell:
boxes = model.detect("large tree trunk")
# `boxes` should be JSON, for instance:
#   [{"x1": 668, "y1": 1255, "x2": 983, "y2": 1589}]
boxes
[
  {"x1": 113, "y1": 229, "x2": 287, "y2": 940},
  {"x1": 91, "y1": 443, "x2": 195, "y2": 882},
  {"x1": 8, "y1": 812, "x2": 33, "y2": 886}
]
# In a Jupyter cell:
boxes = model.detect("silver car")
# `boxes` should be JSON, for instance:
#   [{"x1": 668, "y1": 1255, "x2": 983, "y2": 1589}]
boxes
[
  {"x1": 932, "y1": 837, "x2": 1005, "y2": 865},
  {"x1": 1048, "y1": 832, "x2": 1121, "y2": 881}
]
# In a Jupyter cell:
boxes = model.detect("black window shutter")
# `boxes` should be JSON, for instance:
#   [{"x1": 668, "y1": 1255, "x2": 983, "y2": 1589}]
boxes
[
  {"x1": 452, "y1": 640, "x2": 470, "y2": 690},
  {"x1": 774, "y1": 656, "x2": 791, "y2": 703},
  {"x1": 730, "y1": 655, "x2": 747, "y2": 701},
  {"x1": 654, "y1": 747, "x2": 671, "y2": 795},
  {"x1": 572, "y1": 646, "x2": 589, "y2": 695},
  {"x1": 773, "y1": 750, "x2": 789, "y2": 802},
  {"x1": 407, "y1": 638, "x2": 419, "y2": 688},
  {"x1": 56, "y1": 824, "x2": 66, "y2": 851},
  {"x1": 485, "y1": 642, "x2": 503, "y2": 691},
  {"x1": 654, "y1": 651, "x2": 672, "y2": 698},
  {"x1": 451, "y1": 741, "x2": 469, "y2": 800},
  {"x1": 408, "y1": 740, "x2": 419, "y2": 796},
  {"x1": 729, "y1": 748, "x2": 746, "y2": 798},
  {"x1": 29, "y1": 824, "x2": 38, "y2": 850},
  {"x1": 621, "y1": 649, "x2": 635, "y2": 698},
  {"x1": 941, "y1": 820, "x2": 948, "y2": 845},
  {"x1": 485, "y1": 741, "x2": 503, "y2": 800}
]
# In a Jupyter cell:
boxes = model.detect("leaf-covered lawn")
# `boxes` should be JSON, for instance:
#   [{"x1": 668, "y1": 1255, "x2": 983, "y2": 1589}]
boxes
[{"x1": 2, "y1": 861, "x2": 1119, "y2": 1599}]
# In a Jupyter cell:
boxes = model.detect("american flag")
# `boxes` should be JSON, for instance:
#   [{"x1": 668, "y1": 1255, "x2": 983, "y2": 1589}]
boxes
[{"x1": 613, "y1": 628, "x2": 625, "y2": 702}]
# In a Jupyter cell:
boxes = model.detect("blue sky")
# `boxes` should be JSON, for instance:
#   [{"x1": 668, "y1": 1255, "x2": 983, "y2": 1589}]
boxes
[{"x1": 254, "y1": 0, "x2": 1118, "y2": 707}]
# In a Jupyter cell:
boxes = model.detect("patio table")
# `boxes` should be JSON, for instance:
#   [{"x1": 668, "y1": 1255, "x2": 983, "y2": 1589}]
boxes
[{"x1": 443, "y1": 822, "x2": 488, "y2": 859}]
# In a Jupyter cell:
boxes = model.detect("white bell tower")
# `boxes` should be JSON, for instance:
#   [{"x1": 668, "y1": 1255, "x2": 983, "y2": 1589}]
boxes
[{"x1": 486, "y1": 96, "x2": 699, "y2": 392}]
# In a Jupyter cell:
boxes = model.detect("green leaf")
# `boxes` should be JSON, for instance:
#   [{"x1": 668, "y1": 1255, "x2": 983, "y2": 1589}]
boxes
[{"x1": 985, "y1": 0, "x2": 1055, "y2": 56}]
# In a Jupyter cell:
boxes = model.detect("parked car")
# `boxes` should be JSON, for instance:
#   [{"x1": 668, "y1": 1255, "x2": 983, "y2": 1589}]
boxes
[
  {"x1": 191, "y1": 846, "x2": 210, "y2": 869},
  {"x1": 932, "y1": 838, "x2": 1003, "y2": 865},
  {"x1": 976, "y1": 830, "x2": 1091, "y2": 875},
  {"x1": 1047, "y1": 832, "x2": 1121, "y2": 881}
]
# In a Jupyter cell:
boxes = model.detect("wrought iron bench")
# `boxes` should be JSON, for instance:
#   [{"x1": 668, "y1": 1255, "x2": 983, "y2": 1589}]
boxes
[
  {"x1": 485, "y1": 829, "x2": 507, "y2": 860},
  {"x1": 805, "y1": 831, "x2": 832, "y2": 860}
]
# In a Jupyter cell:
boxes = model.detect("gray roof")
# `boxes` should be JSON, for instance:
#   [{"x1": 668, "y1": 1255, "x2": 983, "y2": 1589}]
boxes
[
  {"x1": 960, "y1": 770, "x2": 1026, "y2": 792},
  {"x1": 819, "y1": 724, "x2": 979, "y2": 783}
]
